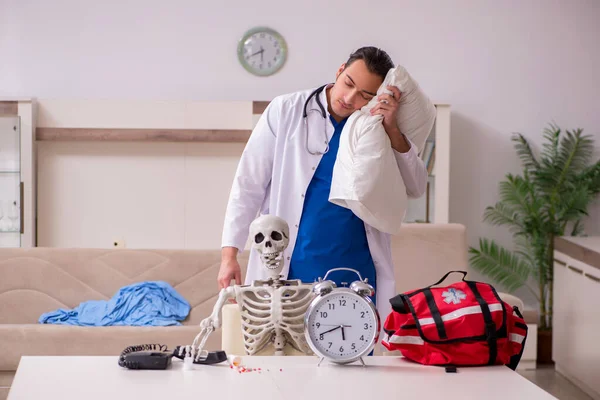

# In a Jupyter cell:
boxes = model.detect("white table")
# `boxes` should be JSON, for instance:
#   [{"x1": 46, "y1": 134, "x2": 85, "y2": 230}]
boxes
[{"x1": 8, "y1": 355, "x2": 557, "y2": 399}]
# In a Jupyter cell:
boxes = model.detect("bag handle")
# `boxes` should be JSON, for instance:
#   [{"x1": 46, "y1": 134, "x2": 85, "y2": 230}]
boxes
[
  {"x1": 427, "y1": 270, "x2": 468, "y2": 288},
  {"x1": 389, "y1": 271, "x2": 468, "y2": 313}
]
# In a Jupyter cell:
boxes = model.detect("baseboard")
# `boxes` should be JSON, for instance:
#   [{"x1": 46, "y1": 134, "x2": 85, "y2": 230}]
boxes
[{"x1": 556, "y1": 364, "x2": 600, "y2": 400}]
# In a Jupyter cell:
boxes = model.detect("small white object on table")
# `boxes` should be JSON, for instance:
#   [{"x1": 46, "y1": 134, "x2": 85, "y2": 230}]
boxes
[{"x1": 8, "y1": 355, "x2": 557, "y2": 400}]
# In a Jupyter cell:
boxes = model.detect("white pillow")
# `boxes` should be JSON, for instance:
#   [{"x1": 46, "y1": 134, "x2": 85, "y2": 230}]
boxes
[
  {"x1": 329, "y1": 111, "x2": 407, "y2": 235},
  {"x1": 329, "y1": 65, "x2": 435, "y2": 235},
  {"x1": 362, "y1": 65, "x2": 436, "y2": 154}
]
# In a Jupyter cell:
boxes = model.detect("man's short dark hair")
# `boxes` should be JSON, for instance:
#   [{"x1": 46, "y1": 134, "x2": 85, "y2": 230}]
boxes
[{"x1": 345, "y1": 47, "x2": 395, "y2": 80}]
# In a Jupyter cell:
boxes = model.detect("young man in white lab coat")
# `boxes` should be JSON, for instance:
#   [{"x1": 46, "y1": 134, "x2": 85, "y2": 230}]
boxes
[{"x1": 218, "y1": 47, "x2": 428, "y2": 320}]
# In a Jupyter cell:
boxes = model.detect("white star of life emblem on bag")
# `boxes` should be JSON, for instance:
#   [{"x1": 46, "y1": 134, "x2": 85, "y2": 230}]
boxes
[{"x1": 442, "y1": 288, "x2": 467, "y2": 305}]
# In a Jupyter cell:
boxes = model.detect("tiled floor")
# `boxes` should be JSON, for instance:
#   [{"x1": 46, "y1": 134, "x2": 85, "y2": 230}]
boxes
[{"x1": 518, "y1": 365, "x2": 594, "y2": 400}]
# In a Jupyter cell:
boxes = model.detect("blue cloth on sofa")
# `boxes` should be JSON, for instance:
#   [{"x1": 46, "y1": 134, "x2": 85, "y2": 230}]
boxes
[{"x1": 38, "y1": 281, "x2": 190, "y2": 326}]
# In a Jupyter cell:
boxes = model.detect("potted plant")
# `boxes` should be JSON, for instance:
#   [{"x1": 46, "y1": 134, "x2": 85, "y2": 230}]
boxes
[{"x1": 468, "y1": 124, "x2": 600, "y2": 364}]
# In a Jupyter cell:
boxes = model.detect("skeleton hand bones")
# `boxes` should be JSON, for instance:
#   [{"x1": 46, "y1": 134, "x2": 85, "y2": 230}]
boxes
[{"x1": 180, "y1": 286, "x2": 236, "y2": 362}]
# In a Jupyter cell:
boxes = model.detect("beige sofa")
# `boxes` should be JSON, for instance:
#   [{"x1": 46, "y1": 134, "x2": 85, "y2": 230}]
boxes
[
  {"x1": 0, "y1": 248, "x2": 251, "y2": 400},
  {"x1": 1, "y1": 223, "x2": 516, "y2": 399}
]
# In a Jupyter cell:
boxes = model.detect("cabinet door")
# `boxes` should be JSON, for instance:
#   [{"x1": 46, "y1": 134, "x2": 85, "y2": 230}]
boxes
[
  {"x1": 562, "y1": 263, "x2": 588, "y2": 386},
  {"x1": 552, "y1": 257, "x2": 575, "y2": 366},
  {"x1": 554, "y1": 252, "x2": 600, "y2": 397},
  {"x1": 0, "y1": 116, "x2": 21, "y2": 248},
  {"x1": 579, "y1": 266, "x2": 600, "y2": 394}
]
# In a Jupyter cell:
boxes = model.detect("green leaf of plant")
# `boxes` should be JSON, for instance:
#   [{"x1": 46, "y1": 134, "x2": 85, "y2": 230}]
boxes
[
  {"x1": 475, "y1": 123, "x2": 600, "y2": 330},
  {"x1": 482, "y1": 203, "x2": 526, "y2": 236},
  {"x1": 511, "y1": 133, "x2": 539, "y2": 173},
  {"x1": 468, "y1": 238, "x2": 532, "y2": 292}
]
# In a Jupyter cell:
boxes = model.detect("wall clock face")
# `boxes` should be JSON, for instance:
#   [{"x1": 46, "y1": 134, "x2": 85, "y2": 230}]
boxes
[{"x1": 238, "y1": 27, "x2": 287, "y2": 77}]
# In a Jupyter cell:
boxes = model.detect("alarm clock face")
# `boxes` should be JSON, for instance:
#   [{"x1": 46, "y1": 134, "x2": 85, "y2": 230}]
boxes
[
  {"x1": 237, "y1": 27, "x2": 287, "y2": 76},
  {"x1": 305, "y1": 289, "x2": 379, "y2": 364}
]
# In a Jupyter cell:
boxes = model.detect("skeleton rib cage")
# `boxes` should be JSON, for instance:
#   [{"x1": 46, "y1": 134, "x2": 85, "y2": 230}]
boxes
[{"x1": 236, "y1": 283, "x2": 315, "y2": 355}]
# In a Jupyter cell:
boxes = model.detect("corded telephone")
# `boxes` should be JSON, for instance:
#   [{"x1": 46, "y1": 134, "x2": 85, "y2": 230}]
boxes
[
  {"x1": 118, "y1": 343, "x2": 227, "y2": 370},
  {"x1": 118, "y1": 344, "x2": 172, "y2": 370}
]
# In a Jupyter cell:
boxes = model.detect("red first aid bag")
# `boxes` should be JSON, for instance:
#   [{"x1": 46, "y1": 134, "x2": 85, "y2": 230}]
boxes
[{"x1": 382, "y1": 271, "x2": 528, "y2": 370}]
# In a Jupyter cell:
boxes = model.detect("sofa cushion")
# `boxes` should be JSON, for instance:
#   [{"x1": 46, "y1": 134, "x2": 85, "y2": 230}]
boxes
[
  {"x1": 0, "y1": 248, "x2": 248, "y2": 325},
  {"x1": 0, "y1": 371, "x2": 12, "y2": 400},
  {"x1": 0, "y1": 324, "x2": 220, "y2": 371},
  {"x1": 391, "y1": 223, "x2": 469, "y2": 293},
  {"x1": 522, "y1": 309, "x2": 538, "y2": 325},
  {"x1": 0, "y1": 372, "x2": 12, "y2": 388}
]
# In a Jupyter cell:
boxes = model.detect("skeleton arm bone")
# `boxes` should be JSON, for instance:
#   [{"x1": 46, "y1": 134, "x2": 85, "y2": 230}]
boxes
[
  {"x1": 182, "y1": 286, "x2": 235, "y2": 361},
  {"x1": 206, "y1": 285, "x2": 236, "y2": 328}
]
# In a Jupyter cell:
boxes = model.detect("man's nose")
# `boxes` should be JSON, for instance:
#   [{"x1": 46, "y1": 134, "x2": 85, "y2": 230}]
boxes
[{"x1": 344, "y1": 90, "x2": 357, "y2": 104}]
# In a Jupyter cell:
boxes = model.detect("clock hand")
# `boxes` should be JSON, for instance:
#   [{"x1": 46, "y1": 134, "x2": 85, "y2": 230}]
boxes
[
  {"x1": 341, "y1": 326, "x2": 345, "y2": 341},
  {"x1": 249, "y1": 49, "x2": 263, "y2": 57},
  {"x1": 319, "y1": 326, "x2": 342, "y2": 335}
]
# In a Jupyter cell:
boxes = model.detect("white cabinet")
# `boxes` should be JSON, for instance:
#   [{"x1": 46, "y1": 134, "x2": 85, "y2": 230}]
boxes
[
  {"x1": 0, "y1": 99, "x2": 36, "y2": 248},
  {"x1": 553, "y1": 246, "x2": 600, "y2": 400}
]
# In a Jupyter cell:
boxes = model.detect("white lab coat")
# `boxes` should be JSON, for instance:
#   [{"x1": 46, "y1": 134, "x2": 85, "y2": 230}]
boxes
[{"x1": 221, "y1": 84, "x2": 428, "y2": 323}]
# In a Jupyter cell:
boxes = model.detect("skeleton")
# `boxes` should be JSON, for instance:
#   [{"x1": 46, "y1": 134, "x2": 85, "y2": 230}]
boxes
[{"x1": 182, "y1": 215, "x2": 316, "y2": 361}]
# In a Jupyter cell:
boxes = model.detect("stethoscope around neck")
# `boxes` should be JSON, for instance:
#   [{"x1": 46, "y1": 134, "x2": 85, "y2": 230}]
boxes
[{"x1": 302, "y1": 84, "x2": 331, "y2": 156}]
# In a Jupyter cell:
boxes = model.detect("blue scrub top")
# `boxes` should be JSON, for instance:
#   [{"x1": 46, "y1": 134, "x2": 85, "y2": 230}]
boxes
[{"x1": 288, "y1": 115, "x2": 376, "y2": 303}]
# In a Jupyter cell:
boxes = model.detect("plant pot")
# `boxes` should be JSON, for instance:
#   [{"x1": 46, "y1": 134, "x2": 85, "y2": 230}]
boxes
[{"x1": 537, "y1": 329, "x2": 553, "y2": 364}]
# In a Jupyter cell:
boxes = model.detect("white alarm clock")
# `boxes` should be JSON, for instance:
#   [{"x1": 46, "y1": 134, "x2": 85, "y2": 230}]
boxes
[{"x1": 304, "y1": 268, "x2": 380, "y2": 366}]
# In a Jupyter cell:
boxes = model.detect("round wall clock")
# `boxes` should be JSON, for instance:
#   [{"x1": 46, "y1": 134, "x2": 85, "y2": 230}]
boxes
[{"x1": 237, "y1": 27, "x2": 287, "y2": 77}]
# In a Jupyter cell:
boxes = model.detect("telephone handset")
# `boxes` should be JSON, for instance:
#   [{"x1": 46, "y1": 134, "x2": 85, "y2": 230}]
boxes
[
  {"x1": 118, "y1": 344, "x2": 172, "y2": 370},
  {"x1": 118, "y1": 343, "x2": 227, "y2": 370}
]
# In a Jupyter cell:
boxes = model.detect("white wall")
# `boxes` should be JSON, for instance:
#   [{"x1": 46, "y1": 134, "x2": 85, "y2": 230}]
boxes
[{"x1": 2, "y1": 0, "x2": 600, "y2": 304}]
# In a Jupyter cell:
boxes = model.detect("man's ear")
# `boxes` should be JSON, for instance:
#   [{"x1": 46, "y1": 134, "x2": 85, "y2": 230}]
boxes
[{"x1": 335, "y1": 63, "x2": 346, "y2": 80}]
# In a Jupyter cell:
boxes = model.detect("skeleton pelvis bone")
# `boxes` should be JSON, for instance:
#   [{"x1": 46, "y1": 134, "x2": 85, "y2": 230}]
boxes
[{"x1": 183, "y1": 215, "x2": 316, "y2": 361}]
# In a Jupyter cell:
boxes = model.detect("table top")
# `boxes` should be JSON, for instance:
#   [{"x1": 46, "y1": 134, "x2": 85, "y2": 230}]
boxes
[{"x1": 8, "y1": 355, "x2": 556, "y2": 400}]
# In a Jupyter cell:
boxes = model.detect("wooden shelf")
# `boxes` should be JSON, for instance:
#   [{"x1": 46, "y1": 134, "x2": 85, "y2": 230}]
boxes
[
  {"x1": 33, "y1": 100, "x2": 273, "y2": 143},
  {"x1": 36, "y1": 128, "x2": 252, "y2": 142}
]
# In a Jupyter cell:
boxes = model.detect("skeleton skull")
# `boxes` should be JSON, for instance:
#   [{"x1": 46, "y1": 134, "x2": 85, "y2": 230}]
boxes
[{"x1": 249, "y1": 215, "x2": 290, "y2": 277}]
